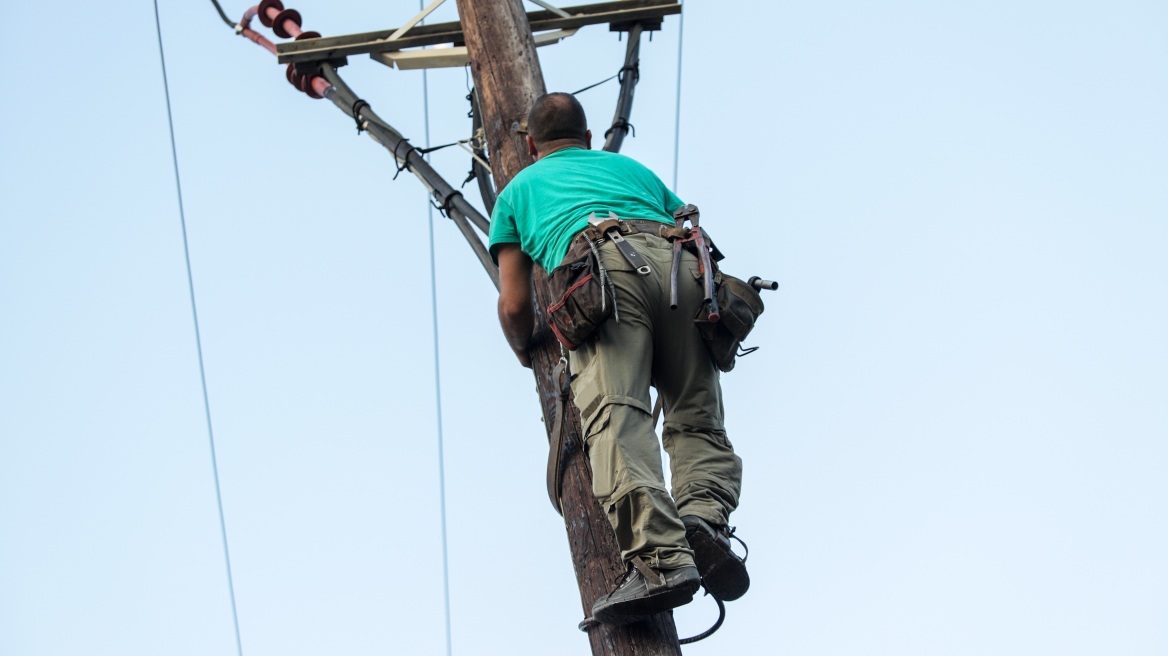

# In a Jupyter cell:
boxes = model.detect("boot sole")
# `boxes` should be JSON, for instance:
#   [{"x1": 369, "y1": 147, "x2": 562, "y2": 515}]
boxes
[
  {"x1": 593, "y1": 579, "x2": 700, "y2": 626},
  {"x1": 687, "y1": 528, "x2": 750, "y2": 601}
]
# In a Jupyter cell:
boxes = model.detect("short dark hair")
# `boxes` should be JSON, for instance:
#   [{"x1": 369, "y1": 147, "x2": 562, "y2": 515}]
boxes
[{"x1": 527, "y1": 92, "x2": 588, "y2": 145}]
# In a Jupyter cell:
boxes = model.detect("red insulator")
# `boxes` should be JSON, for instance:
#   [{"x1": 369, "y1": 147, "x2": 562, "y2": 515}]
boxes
[
  {"x1": 285, "y1": 62, "x2": 301, "y2": 90},
  {"x1": 257, "y1": 0, "x2": 283, "y2": 27},
  {"x1": 308, "y1": 77, "x2": 329, "y2": 100},
  {"x1": 296, "y1": 31, "x2": 321, "y2": 41},
  {"x1": 305, "y1": 79, "x2": 324, "y2": 100},
  {"x1": 272, "y1": 8, "x2": 302, "y2": 39},
  {"x1": 297, "y1": 71, "x2": 313, "y2": 93}
]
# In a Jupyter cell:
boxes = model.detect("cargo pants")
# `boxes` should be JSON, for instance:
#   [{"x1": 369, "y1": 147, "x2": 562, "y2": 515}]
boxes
[{"x1": 569, "y1": 232, "x2": 743, "y2": 571}]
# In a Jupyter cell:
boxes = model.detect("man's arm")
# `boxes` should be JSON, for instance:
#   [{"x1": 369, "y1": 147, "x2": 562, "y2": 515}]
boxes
[{"x1": 496, "y1": 243, "x2": 535, "y2": 368}]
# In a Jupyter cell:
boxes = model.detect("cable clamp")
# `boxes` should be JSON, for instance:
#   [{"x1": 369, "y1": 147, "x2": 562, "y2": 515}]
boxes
[
  {"x1": 604, "y1": 118, "x2": 636, "y2": 140},
  {"x1": 431, "y1": 190, "x2": 463, "y2": 217},
  {"x1": 392, "y1": 140, "x2": 419, "y2": 180},
  {"x1": 618, "y1": 63, "x2": 639, "y2": 84},
  {"x1": 351, "y1": 99, "x2": 370, "y2": 134}
]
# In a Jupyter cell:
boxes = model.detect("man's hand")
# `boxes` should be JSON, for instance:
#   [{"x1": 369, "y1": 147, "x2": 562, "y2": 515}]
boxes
[{"x1": 496, "y1": 244, "x2": 536, "y2": 368}]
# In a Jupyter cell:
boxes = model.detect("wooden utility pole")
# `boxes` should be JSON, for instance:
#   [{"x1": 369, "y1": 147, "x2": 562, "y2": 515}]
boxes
[{"x1": 455, "y1": 1, "x2": 684, "y2": 654}]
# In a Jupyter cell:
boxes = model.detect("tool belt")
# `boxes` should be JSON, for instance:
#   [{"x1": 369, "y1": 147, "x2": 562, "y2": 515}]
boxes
[
  {"x1": 669, "y1": 204, "x2": 764, "y2": 373},
  {"x1": 545, "y1": 217, "x2": 674, "y2": 351},
  {"x1": 581, "y1": 217, "x2": 682, "y2": 243}
]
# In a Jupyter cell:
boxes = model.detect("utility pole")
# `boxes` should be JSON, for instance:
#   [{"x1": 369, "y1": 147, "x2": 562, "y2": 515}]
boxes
[{"x1": 456, "y1": 1, "x2": 684, "y2": 654}]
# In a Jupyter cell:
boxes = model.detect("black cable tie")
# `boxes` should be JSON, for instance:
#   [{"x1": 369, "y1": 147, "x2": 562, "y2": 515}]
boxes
[
  {"x1": 351, "y1": 99, "x2": 370, "y2": 134},
  {"x1": 604, "y1": 119, "x2": 636, "y2": 140},
  {"x1": 618, "y1": 63, "x2": 640, "y2": 84},
  {"x1": 431, "y1": 189, "x2": 463, "y2": 217},
  {"x1": 392, "y1": 140, "x2": 419, "y2": 180},
  {"x1": 462, "y1": 168, "x2": 477, "y2": 188}
]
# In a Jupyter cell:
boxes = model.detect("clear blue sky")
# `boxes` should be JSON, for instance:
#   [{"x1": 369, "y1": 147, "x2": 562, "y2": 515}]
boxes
[{"x1": 1, "y1": 1, "x2": 1165, "y2": 655}]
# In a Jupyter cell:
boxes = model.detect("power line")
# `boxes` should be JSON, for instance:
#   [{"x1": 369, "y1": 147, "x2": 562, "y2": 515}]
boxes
[
  {"x1": 152, "y1": 3, "x2": 244, "y2": 655},
  {"x1": 671, "y1": 0, "x2": 685, "y2": 193},
  {"x1": 419, "y1": 4, "x2": 454, "y2": 652},
  {"x1": 207, "y1": 0, "x2": 236, "y2": 28}
]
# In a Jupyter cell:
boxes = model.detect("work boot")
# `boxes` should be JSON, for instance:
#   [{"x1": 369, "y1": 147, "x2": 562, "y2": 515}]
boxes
[
  {"x1": 591, "y1": 557, "x2": 701, "y2": 626},
  {"x1": 682, "y1": 515, "x2": 750, "y2": 601}
]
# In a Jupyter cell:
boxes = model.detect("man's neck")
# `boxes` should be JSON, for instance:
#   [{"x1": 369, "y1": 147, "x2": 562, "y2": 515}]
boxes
[{"x1": 536, "y1": 139, "x2": 587, "y2": 160}]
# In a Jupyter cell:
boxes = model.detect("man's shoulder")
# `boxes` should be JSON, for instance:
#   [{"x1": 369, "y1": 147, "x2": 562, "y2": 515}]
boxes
[{"x1": 503, "y1": 149, "x2": 649, "y2": 192}]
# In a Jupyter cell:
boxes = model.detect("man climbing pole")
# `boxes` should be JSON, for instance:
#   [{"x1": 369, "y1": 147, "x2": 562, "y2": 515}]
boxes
[{"x1": 490, "y1": 92, "x2": 749, "y2": 626}]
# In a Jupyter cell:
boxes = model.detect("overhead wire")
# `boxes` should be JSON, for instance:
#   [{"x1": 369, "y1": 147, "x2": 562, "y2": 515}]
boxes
[
  {"x1": 208, "y1": 0, "x2": 237, "y2": 28},
  {"x1": 201, "y1": 6, "x2": 463, "y2": 653},
  {"x1": 671, "y1": 0, "x2": 685, "y2": 192},
  {"x1": 570, "y1": 71, "x2": 619, "y2": 95},
  {"x1": 153, "y1": 2, "x2": 244, "y2": 655},
  {"x1": 418, "y1": 3, "x2": 454, "y2": 652}
]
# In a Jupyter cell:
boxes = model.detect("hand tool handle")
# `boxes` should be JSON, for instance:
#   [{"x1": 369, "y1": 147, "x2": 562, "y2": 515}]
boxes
[
  {"x1": 748, "y1": 276, "x2": 779, "y2": 291},
  {"x1": 694, "y1": 230, "x2": 719, "y2": 322},
  {"x1": 669, "y1": 241, "x2": 682, "y2": 309}
]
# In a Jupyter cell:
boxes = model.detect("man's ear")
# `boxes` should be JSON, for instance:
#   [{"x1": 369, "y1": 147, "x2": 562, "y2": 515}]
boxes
[
  {"x1": 526, "y1": 134, "x2": 538, "y2": 159},
  {"x1": 584, "y1": 129, "x2": 592, "y2": 150}
]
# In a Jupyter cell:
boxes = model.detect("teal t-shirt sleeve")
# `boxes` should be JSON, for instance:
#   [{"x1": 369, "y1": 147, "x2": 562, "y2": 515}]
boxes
[{"x1": 488, "y1": 196, "x2": 521, "y2": 264}]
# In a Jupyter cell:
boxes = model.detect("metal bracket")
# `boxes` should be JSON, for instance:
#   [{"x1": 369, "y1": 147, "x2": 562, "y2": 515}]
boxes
[{"x1": 275, "y1": 0, "x2": 681, "y2": 65}]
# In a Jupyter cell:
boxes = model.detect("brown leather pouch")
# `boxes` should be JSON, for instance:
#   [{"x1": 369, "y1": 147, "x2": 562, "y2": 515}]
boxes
[
  {"x1": 694, "y1": 271, "x2": 765, "y2": 372},
  {"x1": 546, "y1": 238, "x2": 613, "y2": 350}
]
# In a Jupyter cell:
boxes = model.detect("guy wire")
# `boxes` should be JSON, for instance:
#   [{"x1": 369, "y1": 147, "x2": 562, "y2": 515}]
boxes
[
  {"x1": 671, "y1": 0, "x2": 685, "y2": 193},
  {"x1": 419, "y1": 5, "x2": 454, "y2": 652},
  {"x1": 152, "y1": 2, "x2": 244, "y2": 655}
]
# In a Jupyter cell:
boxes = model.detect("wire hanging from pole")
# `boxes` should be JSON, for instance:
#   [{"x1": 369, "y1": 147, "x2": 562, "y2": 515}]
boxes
[
  {"x1": 207, "y1": 0, "x2": 236, "y2": 28},
  {"x1": 671, "y1": 0, "x2": 685, "y2": 193},
  {"x1": 153, "y1": 3, "x2": 244, "y2": 655},
  {"x1": 419, "y1": 3, "x2": 454, "y2": 653}
]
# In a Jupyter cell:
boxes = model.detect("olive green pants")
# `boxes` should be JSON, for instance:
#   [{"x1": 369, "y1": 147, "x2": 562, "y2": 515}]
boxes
[{"x1": 569, "y1": 232, "x2": 743, "y2": 570}]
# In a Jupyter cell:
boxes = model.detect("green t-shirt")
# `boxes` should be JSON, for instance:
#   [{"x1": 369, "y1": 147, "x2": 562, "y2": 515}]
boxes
[{"x1": 489, "y1": 148, "x2": 684, "y2": 271}]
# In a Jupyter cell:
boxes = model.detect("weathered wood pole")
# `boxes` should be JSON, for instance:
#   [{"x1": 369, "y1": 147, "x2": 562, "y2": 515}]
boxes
[{"x1": 454, "y1": 1, "x2": 684, "y2": 654}]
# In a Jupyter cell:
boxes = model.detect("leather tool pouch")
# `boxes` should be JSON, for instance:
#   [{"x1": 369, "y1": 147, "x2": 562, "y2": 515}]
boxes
[
  {"x1": 693, "y1": 270, "x2": 765, "y2": 372},
  {"x1": 546, "y1": 237, "x2": 613, "y2": 350}
]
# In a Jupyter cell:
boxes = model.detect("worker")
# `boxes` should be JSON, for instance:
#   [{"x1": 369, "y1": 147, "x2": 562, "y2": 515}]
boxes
[{"x1": 489, "y1": 92, "x2": 747, "y2": 626}]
